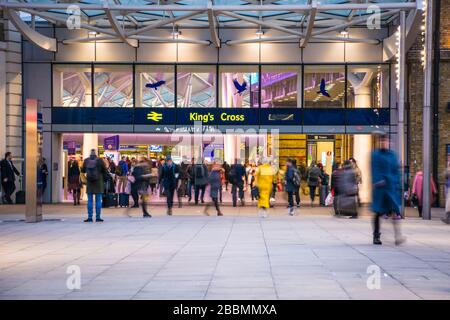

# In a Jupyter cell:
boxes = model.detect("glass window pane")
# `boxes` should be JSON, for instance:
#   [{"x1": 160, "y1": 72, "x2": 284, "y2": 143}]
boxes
[
  {"x1": 347, "y1": 64, "x2": 390, "y2": 108},
  {"x1": 94, "y1": 65, "x2": 133, "y2": 108},
  {"x1": 135, "y1": 65, "x2": 175, "y2": 108},
  {"x1": 261, "y1": 65, "x2": 301, "y2": 108},
  {"x1": 177, "y1": 65, "x2": 216, "y2": 108},
  {"x1": 219, "y1": 65, "x2": 259, "y2": 108},
  {"x1": 53, "y1": 64, "x2": 92, "y2": 107},
  {"x1": 304, "y1": 65, "x2": 345, "y2": 108}
]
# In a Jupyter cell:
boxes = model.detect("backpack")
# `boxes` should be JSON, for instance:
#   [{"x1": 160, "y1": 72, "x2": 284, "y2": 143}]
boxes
[
  {"x1": 85, "y1": 158, "x2": 100, "y2": 182},
  {"x1": 292, "y1": 169, "x2": 301, "y2": 187},
  {"x1": 195, "y1": 165, "x2": 205, "y2": 179}
]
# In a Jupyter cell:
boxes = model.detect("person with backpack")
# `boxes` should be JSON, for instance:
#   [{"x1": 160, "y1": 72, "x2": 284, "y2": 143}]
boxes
[
  {"x1": 81, "y1": 149, "x2": 108, "y2": 222},
  {"x1": 117, "y1": 156, "x2": 129, "y2": 193},
  {"x1": 230, "y1": 158, "x2": 247, "y2": 207},
  {"x1": 285, "y1": 159, "x2": 300, "y2": 216},
  {"x1": 306, "y1": 161, "x2": 321, "y2": 207},
  {"x1": 291, "y1": 159, "x2": 301, "y2": 208},
  {"x1": 204, "y1": 159, "x2": 224, "y2": 216},
  {"x1": 131, "y1": 157, "x2": 151, "y2": 217},
  {"x1": 193, "y1": 159, "x2": 208, "y2": 205},
  {"x1": 159, "y1": 156, "x2": 179, "y2": 215}
]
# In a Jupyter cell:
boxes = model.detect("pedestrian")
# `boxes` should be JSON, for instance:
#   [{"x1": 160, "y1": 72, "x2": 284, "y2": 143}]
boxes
[
  {"x1": 177, "y1": 158, "x2": 189, "y2": 208},
  {"x1": 306, "y1": 161, "x2": 321, "y2": 207},
  {"x1": 149, "y1": 162, "x2": 158, "y2": 195},
  {"x1": 256, "y1": 157, "x2": 275, "y2": 218},
  {"x1": 223, "y1": 161, "x2": 231, "y2": 191},
  {"x1": 443, "y1": 165, "x2": 450, "y2": 224},
  {"x1": 40, "y1": 157, "x2": 49, "y2": 196},
  {"x1": 131, "y1": 157, "x2": 151, "y2": 217},
  {"x1": 0, "y1": 152, "x2": 20, "y2": 204},
  {"x1": 158, "y1": 158, "x2": 166, "y2": 197},
  {"x1": 349, "y1": 158, "x2": 362, "y2": 207},
  {"x1": 81, "y1": 149, "x2": 108, "y2": 222},
  {"x1": 336, "y1": 160, "x2": 358, "y2": 219},
  {"x1": 159, "y1": 156, "x2": 179, "y2": 215},
  {"x1": 204, "y1": 159, "x2": 223, "y2": 216},
  {"x1": 193, "y1": 158, "x2": 209, "y2": 205},
  {"x1": 285, "y1": 158, "x2": 299, "y2": 216},
  {"x1": 330, "y1": 162, "x2": 343, "y2": 215},
  {"x1": 117, "y1": 156, "x2": 129, "y2": 193},
  {"x1": 319, "y1": 164, "x2": 330, "y2": 206},
  {"x1": 249, "y1": 169, "x2": 256, "y2": 202},
  {"x1": 187, "y1": 158, "x2": 195, "y2": 202},
  {"x1": 411, "y1": 170, "x2": 438, "y2": 218},
  {"x1": 371, "y1": 133, "x2": 406, "y2": 245},
  {"x1": 129, "y1": 159, "x2": 139, "y2": 208},
  {"x1": 68, "y1": 159, "x2": 82, "y2": 206},
  {"x1": 230, "y1": 158, "x2": 246, "y2": 207},
  {"x1": 291, "y1": 159, "x2": 301, "y2": 208}
]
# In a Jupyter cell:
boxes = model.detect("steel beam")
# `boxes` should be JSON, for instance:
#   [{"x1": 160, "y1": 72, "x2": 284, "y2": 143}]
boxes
[
  {"x1": 300, "y1": 0, "x2": 317, "y2": 47},
  {"x1": 104, "y1": 6, "x2": 138, "y2": 47},
  {"x1": 207, "y1": 1, "x2": 221, "y2": 48}
]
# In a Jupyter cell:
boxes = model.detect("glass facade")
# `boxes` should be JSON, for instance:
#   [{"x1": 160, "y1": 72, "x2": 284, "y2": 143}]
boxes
[
  {"x1": 94, "y1": 65, "x2": 133, "y2": 108},
  {"x1": 52, "y1": 63, "x2": 389, "y2": 109}
]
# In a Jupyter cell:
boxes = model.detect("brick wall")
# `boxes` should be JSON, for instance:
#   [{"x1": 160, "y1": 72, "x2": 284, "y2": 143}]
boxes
[{"x1": 407, "y1": 1, "x2": 450, "y2": 207}]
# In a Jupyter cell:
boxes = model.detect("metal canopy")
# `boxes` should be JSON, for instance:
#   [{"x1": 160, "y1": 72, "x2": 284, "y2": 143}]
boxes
[{"x1": 0, "y1": 0, "x2": 421, "y2": 51}]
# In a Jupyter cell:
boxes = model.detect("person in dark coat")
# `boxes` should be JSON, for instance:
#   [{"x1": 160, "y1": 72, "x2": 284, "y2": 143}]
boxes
[
  {"x1": 230, "y1": 159, "x2": 247, "y2": 207},
  {"x1": 0, "y1": 152, "x2": 20, "y2": 204},
  {"x1": 68, "y1": 159, "x2": 82, "y2": 206},
  {"x1": 40, "y1": 158, "x2": 49, "y2": 196},
  {"x1": 159, "y1": 156, "x2": 179, "y2": 215},
  {"x1": 177, "y1": 158, "x2": 189, "y2": 208},
  {"x1": 204, "y1": 160, "x2": 223, "y2": 216},
  {"x1": 330, "y1": 162, "x2": 343, "y2": 215},
  {"x1": 306, "y1": 161, "x2": 321, "y2": 207},
  {"x1": 371, "y1": 134, "x2": 406, "y2": 245},
  {"x1": 284, "y1": 159, "x2": 297, "y2": 216},
  {"x1": 223, "y1": 161, "x2": 231, "y2": 191},
  {"x1": 193, "y1": 159, "x2": 209, "y2": 205},
  {"x1": 81, "y1": 149, "x2": 108, "y2": 222},
  {"x1": 131, "y1": 157, "x2": 151, "y2": 217},
  {"x1": 337, "y1": 160, "x2": 358, "y2": 219},
  {"x1": 187, "y1": 158, "x2": 195, "y2": 202}
]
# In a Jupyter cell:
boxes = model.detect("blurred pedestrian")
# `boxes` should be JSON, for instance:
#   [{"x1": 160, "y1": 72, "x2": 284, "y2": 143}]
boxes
[
  {"x1": 117, "y1": 156, "x2": 129, "y2": 193},
  {"x1": 194, "y1": 158, "x2": 208, "y2": 205},
  {"x1": 204, "y1": 159, "x2": 223, "y2": 216},
  {"x1": 256, "y1": 157, "x2": 275, "y2": 218},
  {"x1": 81, "y1": 149, "x2": 108, "y2": 222},
  {"x1": 230, "y1": 159, "x2": 246, "y2": 207},
  {"x1": 330, "y1": 162, "x2": 343, "y2": 215},
  {"x1": 223, "y1": 161, "x2": 231, "y2": 191},
  {"x1": 336, "y1": 160, "x2": 358, "y2": 219},
  {"x1": 159, "y1": 156, "x2": 179, "y2": 216},
  {"x1": 349, "y1": 157, "x2": 362, "y2": 207},
  {"x1": 371, "y1": 134, "x2": 406, "y2": 245},
  {"x1": 443, "y1": 165, "x2": 450, "y2": 224},
  {"x1": 0, "y1": 152, "x2": 20, "y2": 204},
  {"x1": 68, "y1": 159, "x2": 81, "y2": 206},
  {"x1": 319, "y1": 164, "x2": 330, "y2": 206},
  {"x1": 411, "y1": 170, "x2": 438, "y2": 218},
  {"x1": 132, "y1": 157, "x2": 151, "y2": 218},
  {"x1": 306, "y1": 161, "x2": 321, "y2": 207}
]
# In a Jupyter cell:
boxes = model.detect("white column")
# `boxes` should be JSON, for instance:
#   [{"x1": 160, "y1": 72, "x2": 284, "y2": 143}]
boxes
[
  {"x1": 51, "y1": 133, "x2": 63, "y2": 203},
  {"x1": 83, "y1": 133, "x2": 99, "y2": 159},
  {"x1": 348, "y1": 72, "x2": 374, "y2": 204},
  {"x1": 224, "y1": 133, "x2": 236, "y2": 164}
]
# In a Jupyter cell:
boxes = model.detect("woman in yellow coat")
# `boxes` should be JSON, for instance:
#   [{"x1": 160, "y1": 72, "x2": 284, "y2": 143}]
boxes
[{"x1": 256, "y1": 157, "x2": 275, "y2": 218}]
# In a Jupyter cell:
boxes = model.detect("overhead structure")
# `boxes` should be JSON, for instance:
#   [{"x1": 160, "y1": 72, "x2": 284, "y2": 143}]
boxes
[{"x1": 0, "y1": 0, "x2": 421, "y2": 52}]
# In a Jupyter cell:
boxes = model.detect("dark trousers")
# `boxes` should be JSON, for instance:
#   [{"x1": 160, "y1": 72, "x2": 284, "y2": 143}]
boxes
[
  {"x1": 294, "y1": 186, "x2": 300, "y2": 205},
  {"x1": 287, "y1": 191, "x2": 294, "y2": 207},
  {"x1": 373, "y1": 212, "x2": 401, "y2": 238},
  {"x1": 131, "y1": 187, "x2": 139, "y2": 207},
  {"x1": 72, "y1": 188, "x2": 81, "y2": 204},
  {"x1": 418, "y1": 205, "x2": 423, "y2": 217},
  {"x1": 166, "y1": 186, "x2": 175, "y2": 209},
  {"x1": 194, "y1": 185, "x2": 206, "y2": 203},
  {"x1": 205, "y1": 197, "x2": 221, "y2": 214},
  {"x1": 150, "y1": 183, "x2": 156, "y2": 194},
  {"x1": 271, "y1": 183, "x2": 277, "y2": 198},
  {"x1": 187, "y1": 181, "x2": 193, "y2": 200},
  {"x1": 309, "y1": 186, "x2": 317, "y2": 202},
  {"x1": 2, "y1": 181, "x2": 15, "y2": 204},
  {"x1": 231, "y1": 183, "x2": 244, "y2": 206}
]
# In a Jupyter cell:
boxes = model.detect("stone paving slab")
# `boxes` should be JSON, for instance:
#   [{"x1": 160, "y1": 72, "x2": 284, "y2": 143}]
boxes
[{"x1": 0, "y1": 204, "x2": 449, "y2": 300}]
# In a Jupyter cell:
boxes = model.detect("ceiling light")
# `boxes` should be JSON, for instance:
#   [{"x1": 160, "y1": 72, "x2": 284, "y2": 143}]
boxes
[
  {"x1": 88, "y1": 31, "x2": 98, "y2": 37},
  {"x1": 171, "y1": 30, "x2": 181, "y2": 37},
  {"x1": 256, "y1": 30, "x2": 264, "y2": 36},
  {"x1": 340, "y1": 30, "x2": 349, "y2": 37}
]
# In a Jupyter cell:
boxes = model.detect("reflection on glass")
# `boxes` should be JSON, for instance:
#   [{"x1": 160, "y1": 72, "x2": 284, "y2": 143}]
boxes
[
  {"x1": 304, "y1": 66, "x2": 345, "y2": 108},
  {"x1": 135, "y1": 65, "x2": 174, "y2": 108},
  {"x1": 347, "y1": 65, "x2": 389, "y2": 108},
  {"x1": 219, "y1": 65, "x2": 259, "y2": 108},
  {"x1": 53, "y1": 64, "x2": 92, "y2": 107},
  {"x1": 177, "y1": 65, "x2": 216, "y2": 108},
  {"x1": 261, "y1": 66, "x2": 301, "y2": 108},
  {"x1": 94, "y1": 65, "x2": 133, "y2": 108}
]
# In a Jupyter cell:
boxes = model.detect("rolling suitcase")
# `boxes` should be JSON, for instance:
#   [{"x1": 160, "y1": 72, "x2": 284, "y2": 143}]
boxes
[
  {"x1": 102, "y1": 193, "x2": 118, "y2": 208},
  {"x1": 15, "y1": 177, "x2": 25, "y2": 204},
  {"x1": 337, "y1": 195, "x2": 357, "y2": 217},
  {"x1": 119, "y1": 193, "x2": 129, "y2": 207}
]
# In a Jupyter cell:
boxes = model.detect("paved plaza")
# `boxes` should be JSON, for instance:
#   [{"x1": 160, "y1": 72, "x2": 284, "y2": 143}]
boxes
[{"x1": 0, "y1": 204, "x2": 449, "y2": 300}]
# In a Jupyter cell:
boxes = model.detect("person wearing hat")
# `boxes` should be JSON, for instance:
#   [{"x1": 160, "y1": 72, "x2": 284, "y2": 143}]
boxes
[{"x1": 159, "y1": 156, "x2": 179, "y2": 215}]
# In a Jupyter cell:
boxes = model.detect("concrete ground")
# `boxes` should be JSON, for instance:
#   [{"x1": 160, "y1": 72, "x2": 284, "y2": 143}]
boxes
[{"x1": 0, "y1": 203, "x2": 449, "y2": 300}]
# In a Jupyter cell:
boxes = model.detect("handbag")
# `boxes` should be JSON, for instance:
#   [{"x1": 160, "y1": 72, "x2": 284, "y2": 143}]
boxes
[{"x1": 325, "y1": 192, "x2": 334, "y2": 206}]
